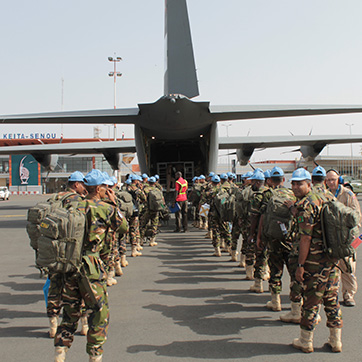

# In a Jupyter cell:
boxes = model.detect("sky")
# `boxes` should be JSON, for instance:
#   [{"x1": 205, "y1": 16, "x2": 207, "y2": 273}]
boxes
[{"x1": 1, "y1": 0, "x2": 362, "y2": 163}]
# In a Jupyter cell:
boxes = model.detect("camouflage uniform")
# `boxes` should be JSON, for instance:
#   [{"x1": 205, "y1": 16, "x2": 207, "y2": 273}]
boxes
[
  {"x1": 54, "y1": 197, "x2": 127, "y2": 357},
  {"x1": 262, "y1": 186, "x2": 296, "y2": 294},
  {"x1": 199, "y1": 181, "x2": 214, "y2": 232},
  {"x1": 230, "y1": 184, "x2": 244, "y2": 252},
  {"x1": 294, "y1": 190, "x2": 342, "y2": 331},
  {"x1": 239, "y1": 185, "x2": 254, "y2": 262},
  {"x1": 249, "y1": 185, "x2": 269, "y2": 276},
  {"x1": 140, "y1": 184, "x2": 160, "y2": 240},
  {"x1": 47, "y1": 190, "x2": 84, "y2": 319}
]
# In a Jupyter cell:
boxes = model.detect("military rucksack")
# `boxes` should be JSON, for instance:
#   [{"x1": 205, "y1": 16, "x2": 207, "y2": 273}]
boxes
[
  {"x1": 235, "y1": 186, "x2": 253, "y2": 220},
  {"x1": 321, "y1": 199, "x2": 360, "y2": 260},
  {"x1": 148, "y1": 188, "x2": 165, "y2": 211},
  {"x1": 214, "y1": 189, "x2": 235, "y2": 222},
  {"x1": 189, "y1": 184, "x2": 202, "y2": 205},
  {"x1": 262, "y1": 187, "x2": 295, "y2": 242},
  {"x1": 115, "y1": 190, "x2": 134, "y2": 219},
  {"x1": 27, "y1": 193, "x2": 86, "y2": 273}
]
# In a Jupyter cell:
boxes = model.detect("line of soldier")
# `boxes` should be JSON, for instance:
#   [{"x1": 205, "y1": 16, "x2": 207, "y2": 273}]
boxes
[
  {"x1": 43, "y1": 169, "x2": 165, "y2": 362},
  {"x1": 192, "y1": 165, "x2": 360, "y2": 353}
]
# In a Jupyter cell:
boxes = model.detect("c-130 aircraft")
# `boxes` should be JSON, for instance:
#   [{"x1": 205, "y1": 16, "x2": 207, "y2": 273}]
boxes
[{"x1": 2, "y1": 0, "x2": 362, "y2": 179}]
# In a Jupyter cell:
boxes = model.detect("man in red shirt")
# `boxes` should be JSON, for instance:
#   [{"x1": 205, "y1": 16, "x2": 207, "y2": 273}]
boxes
[{"x1": 174, "y1": 171, "x2": 188, "y2": 232}]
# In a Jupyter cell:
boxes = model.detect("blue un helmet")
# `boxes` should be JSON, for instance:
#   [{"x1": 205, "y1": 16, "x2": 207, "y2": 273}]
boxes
[
  {"x1": 192, "y1": 176, "x2": 198, "y2": 183},
  {"x1": 263, "y1": 170, "x2": 271, "y2": 179},
  {"x1": 148, "y1": 176, "x2": 156, "y2": 183},
  {"x1": 250, "y1": 170, "x2": 265, "y2": 181},
  {"x1": 270, "y1": 166, "x2": 284, "y2": 177},
  {"x1": 220, "y1": 173, "x2": 228, "y2": 180},
  {"x1": 110, "y1": 176, "x2": 118, "y2": 185},
  {"x1": 312, "y1": 166, "x2": 326, "y2": 177},
  {"x1": 154, "y1": 174, "x2": 160, "y2": 180},
  {"x1": 227, "y1": 172, "x2": 233, "y2": 179},
  {"x1": 68, "y1": 171, "x2": 85, "y2": 182},
  {"x1": 102, "y1": 172, "x2": 114, "y2": 186},
  {"x1": 125, "y1": 178, "x2": 132, "y2": 185},
  {"x1": 291, "y1": 168, "x2": 311, "y2": 181},
  {"x1": 199, "y1": 174, "x2": 206, "y2": 180},
  {"x1": 211, "y1": 174, "x2": 220, "y2": 183},
  {"x1": 232, "y1": 173, "x2": 237, "y2": 180},
  {"x1": 84, "y1": 169, "x2": 106, "y2": 186},
  {"x1": 244, "y1": 171, "x2": 253, "y2": 179},
  {"x1": 208, "y1": 172, "x2": 215, "y2": 177},
  {"x1": 142, "y1": 173, "x2": 149, "y2": 180}
]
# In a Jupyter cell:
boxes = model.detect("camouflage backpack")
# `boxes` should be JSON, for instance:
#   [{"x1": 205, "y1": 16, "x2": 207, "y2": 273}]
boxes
[
  {"x1": 148, "y1": 188, "x2": 165, "y2": 212},
  {"x1": 27, "y1": 193, "x2": 86, "y2": 273},
  {"x1": 262, "y1": 187, "x2": 295, "y2": 242},
  {"x1": 115, "y1": 190, "x2": 134, "y2": 219},
  {"x1": 214, "y1": 189, "x2": 235, "y2": 222},
  {"x1": 235, "y1": 186, "x2": 253, "y2": 220},
  {"x1": 321, "y1": 199, "x2": 360, "y2": 260}
]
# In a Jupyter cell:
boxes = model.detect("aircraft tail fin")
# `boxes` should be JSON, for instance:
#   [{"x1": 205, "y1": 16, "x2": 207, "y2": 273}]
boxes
[{"x1": 164, "y1": 0, "x2": 199, "y2": 98}]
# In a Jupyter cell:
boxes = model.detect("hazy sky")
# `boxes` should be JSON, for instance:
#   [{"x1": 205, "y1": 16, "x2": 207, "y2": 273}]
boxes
[{"x1": 1, "y1": 0, "x2": 362, "y2": 163}]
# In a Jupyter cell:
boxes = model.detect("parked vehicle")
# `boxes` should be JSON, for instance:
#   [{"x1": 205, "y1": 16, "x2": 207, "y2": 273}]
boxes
[
  {"x1": 0, "y1": 186, "x2": 10, "y2": 200},
  {"x1": 342, "y1": 176, "x2": 362, "y2": 195}
]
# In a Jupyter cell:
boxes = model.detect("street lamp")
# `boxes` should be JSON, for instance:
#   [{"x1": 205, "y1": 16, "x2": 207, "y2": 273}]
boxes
[
  {"x1": 221, "y1": 123, "x2": 232, "y2": 171},
  {"x1": 346, "y1": 123, "x2": 354, "y2": 177},
  {"x1": 108, "y1": 54, "x2": 122, "y2": 142}
]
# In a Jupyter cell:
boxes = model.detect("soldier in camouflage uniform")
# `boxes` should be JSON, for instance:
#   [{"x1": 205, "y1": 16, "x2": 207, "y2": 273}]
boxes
[
  {"x1": 245, "y1": 170, "x2": 267, "y2": 281},
  {"x1": 54, "y1": 169, "x2": 128, "y2": 362},
  {"x1": 127, "y1": 174, "x2": 147, "y2": 256},
  {"x1": 286, "y1": 168, "x2": 342, "y2": 354},
  {"x1": 47, "y1": 171, "x2": 87, "y2": 338},
  {"x1": 140, "y1": 177, "x2": 161, "y2": 246},
  {"x1": 256, "y1": 167, "x2": 296, "y2": 309},
  {"x1": 199, "y1": 172, "x2": 215, "y2": 239},
  {"x1": 218, "y1": 173, "x2": 232, "y2": 251}
]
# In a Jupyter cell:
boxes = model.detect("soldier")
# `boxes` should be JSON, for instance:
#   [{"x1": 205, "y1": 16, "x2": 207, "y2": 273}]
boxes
[
  {"x1": 140, "y1": 176, "x2": 162, "y2": 246},
  {"x1": 200, "y1": 172, "x2": 215, "y2": 239},
  {"x1": 287, "y1": 168, "x2": 342, "y2": 354},
  {"x1": 127, "y1": 174, "x2": 147, "y2": 257},
  {"x1": 257, "y1": 167, "x2": 296, "y2": 309},
  {"x1": 47, "y1": 171, "x2": 87, "y2": 338},
  {"x1": 54, "y1": 169, "x2": 128, "y2": 362},
  {"x1": 326, "y1": 168, "x2": 361, "y2": 307},
  {"x1": 218, "y1": 173, "x2": 232, "y2": 251}
]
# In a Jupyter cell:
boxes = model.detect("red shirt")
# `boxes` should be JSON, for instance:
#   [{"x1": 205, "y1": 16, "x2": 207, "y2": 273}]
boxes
[{"x1": 175, "y1": 177, "x2": 188, "y2": 202}]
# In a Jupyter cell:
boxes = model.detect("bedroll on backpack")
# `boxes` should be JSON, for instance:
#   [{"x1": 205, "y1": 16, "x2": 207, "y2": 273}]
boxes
[
  {"x1": 262, "y1": 191, "x2": 295, "y2": 242},
  {"x1": 36, "y1": 208, "x2": 86, "y2": 273},
  {"x1": 148, "y1": 189, "x2": 164, "y2": 211},
  {"x1": 214, "y1": 191, "x2": 235, "y2": 222},
  {"x1": 116, "y1": 190, "x2": 134, "y2": 219},
  {"x1": 321, "y1": 199, "x2": 360, "y2": 260}
]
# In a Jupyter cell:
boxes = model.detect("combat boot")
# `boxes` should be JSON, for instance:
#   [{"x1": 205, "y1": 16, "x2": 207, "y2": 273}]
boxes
[
  {"x1": 213, "y1": 246, "x2": 221, "y2": 257},
  {"x1": 205, "y1": 230, "x2": 212, "y2": 239},
  {"x1": 136, "y1": 243, "x2": 143, "y2": 251},
  {"x1": 54, "y1": 346, "x2": 68, "y2": 362},
  {"x1": 266, "y1": 292, "x2": 281, "y2": 311},
  {"x1": 327, "y1": 328, "x2": 342, "y2": 352},
  {"x1": 80, "y1": 315, "x2": 89, "y2": 336},
  {"x1": 89, "y1": 355, "x2": 102, "y2": 362},
  {"x1": 120, "y1": 255, "x2": 128, "y2": 267},
  {"x1": 131, "y1": 245, "x2": 142, "y2": 257},
  {"x1": 280, "y1": 301, "x2": 301, "y2": 323},
  {"x1": 106, "y1": 269, "x2": 117, "y2": 286},
  {"x1": 230, "y1": 250, "x2": 238, "y2": 262},
  {"x1": 245, "y1": 265, "x2": 254, "y2": 280},
  {"x1": 49, "y1": 316, "x2": 58, "y2": 338},
  {"x1": 149, "y1": 237, "x2": 158, "y2": 247},
  {"x1": 262, "y1": 265, "x2": 270, "y2": 281},
  {"x1": 239, "y1": 253, "x2": 246, "y2": 268},
  {"x1": 249, "y1": 278, "x2": 263, "y2": 293},
  {"x1": 292, "y1": 329, "x2": 314, "y2": 353},
  {"x1": 115, "y1": 261, "x2": 123, "y2": 276}
]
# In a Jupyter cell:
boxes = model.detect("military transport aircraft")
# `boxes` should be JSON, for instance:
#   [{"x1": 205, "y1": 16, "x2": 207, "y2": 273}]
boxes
[{"x1": 2, "y1": 0, "x2": 362, "y2": 179}]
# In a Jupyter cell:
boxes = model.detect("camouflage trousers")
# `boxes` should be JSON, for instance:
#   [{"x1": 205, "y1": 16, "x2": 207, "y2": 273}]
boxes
[
  {"x1": 288, "y1": 255, "x2": 304, "y2": 303},
  {"x1": 301, "y1": 263, "x2": 342, "y2": 331},
  {"x1": 231, "y1": 217, "x2": 242, "y2": 252},
  {"x1": 254, "y1": 247, "x2": 268, "y2": 280},
  {"x1": 267, "y1": 242, "x2": 292, "y2": 294},
  {"x1": 116, "y1": 234, "x2": 127, "y2": 257},
  {"x1": 47, "y1": 273, "x2": 63, "y2": 318},
  {"x1": 244, "y1": 233, "x2": 256, "y2": 267},
  {"x1": 140, "y1": 210, "x2": 159, "y2": 239},
  {"x1": 128, "y1": 215, "x2": 140, "y2": 246},
  {"x1": 210, "y1": 214, "x2": 231, "y2": 248},
  {"x1": 54, "y1": 272, "x2": 109, "y2": 356}
]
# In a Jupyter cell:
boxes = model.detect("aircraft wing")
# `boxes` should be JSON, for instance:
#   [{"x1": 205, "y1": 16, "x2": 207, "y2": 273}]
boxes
[
  {"x1": 0, "y1": 108, "x2": 140, "y2": 124},
  {"x1": 210, "y1": 104, "x2": 362, "y2": 121},
  {"x1": 218, "y1": 135, "x2": 362, "y2": 150},
  {"x1": 0, "y1": 140, "x2": 136, "y2": 155}
]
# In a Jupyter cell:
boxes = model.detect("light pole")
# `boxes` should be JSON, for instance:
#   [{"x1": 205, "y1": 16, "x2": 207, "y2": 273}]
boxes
[
  {"x1": 221, "y1": 123, "x2": 232, "y2": 171},
  {"x1": 108, "y1": 54, "x2": 122, "y2": 141},
  {"x1": 346, "y1": 123, "x2": 354, "y2": 177}
]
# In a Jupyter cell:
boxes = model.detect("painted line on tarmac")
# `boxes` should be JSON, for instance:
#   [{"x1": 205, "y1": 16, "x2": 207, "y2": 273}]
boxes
[{"x1": 0, "y1": 215, "x2": 26, "y2": 218}]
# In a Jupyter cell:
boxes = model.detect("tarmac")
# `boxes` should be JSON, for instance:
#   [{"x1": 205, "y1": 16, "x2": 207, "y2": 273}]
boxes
[{"x1": 0, "y1": 195, "x2": 361, "y2": 362}]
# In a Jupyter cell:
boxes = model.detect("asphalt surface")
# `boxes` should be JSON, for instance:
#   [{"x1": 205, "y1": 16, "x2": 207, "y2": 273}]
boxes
[{"x1": 0, "y1": 195, "x2": 361, "y2": 362}]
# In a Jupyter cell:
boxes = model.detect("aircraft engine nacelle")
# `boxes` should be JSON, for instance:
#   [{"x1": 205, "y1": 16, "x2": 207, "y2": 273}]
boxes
[
  {"x1": 102, "y1": 152, "x2": 121, "y2": 171},
  {"x1": 31, "y1": 153, "x2": 58, "y2": 172},
  {"x1": 300, "y1": 144, "x2": 326, "y2": 162},
  {"x1": 236, "y1": 146, "x2": 255, "y2": 166}
]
